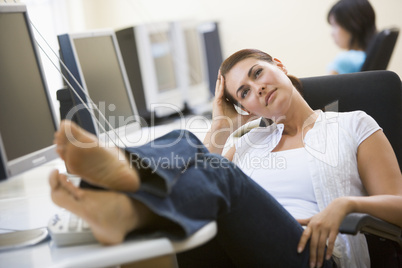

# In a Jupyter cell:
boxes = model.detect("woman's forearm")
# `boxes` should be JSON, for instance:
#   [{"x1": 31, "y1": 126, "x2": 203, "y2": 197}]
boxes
[
  {"x1": 343, "y1": 195, "x2": 402, "y2": 228},
  {"x1": 203, "y1": 123, "x2": 232, "y2": 154}
]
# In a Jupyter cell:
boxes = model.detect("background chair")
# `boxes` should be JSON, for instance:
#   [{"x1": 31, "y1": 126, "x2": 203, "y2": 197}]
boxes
[
  {"x1": 301, "y1": 70, "x2": 402, "y2": 267},
  {"x1": 361, "y1": 28, "x2": 400, "y2": 71},
  {"x1": 300, "y1": 70, "x2": 402, "y2": 170}
]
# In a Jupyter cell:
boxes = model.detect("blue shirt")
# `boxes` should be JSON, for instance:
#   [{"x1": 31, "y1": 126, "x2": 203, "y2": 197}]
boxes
[{"x1": 327, "y1": 50, "x2": 366, "y2": 74}]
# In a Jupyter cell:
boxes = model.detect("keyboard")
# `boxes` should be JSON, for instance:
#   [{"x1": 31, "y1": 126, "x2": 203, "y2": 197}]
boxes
[{"x1": 48, "y1": 211, "x2": 97, "y2": 247}]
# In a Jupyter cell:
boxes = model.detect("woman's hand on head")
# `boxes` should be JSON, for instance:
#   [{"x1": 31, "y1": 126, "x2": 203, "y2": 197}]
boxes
[
  {"x1": 212, "y1": 73, "x2": 256, "y2": 131},
  {"x1": 296, "y1": 197, "x2": 352, "y2": 268}
]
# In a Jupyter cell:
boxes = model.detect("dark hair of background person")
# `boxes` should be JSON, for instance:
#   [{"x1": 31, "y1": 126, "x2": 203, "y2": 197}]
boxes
[
  {"x1": 220, "y1": 48, "x2": 303, "y2": 109},
  {"x1": 327, "y1": 0, "x2": 377, "y2": 50}
]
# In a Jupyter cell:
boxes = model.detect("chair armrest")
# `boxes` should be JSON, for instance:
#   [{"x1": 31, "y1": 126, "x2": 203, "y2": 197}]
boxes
[{"x1": 339, "y1": 213, "x2": 402, "y2": 248}]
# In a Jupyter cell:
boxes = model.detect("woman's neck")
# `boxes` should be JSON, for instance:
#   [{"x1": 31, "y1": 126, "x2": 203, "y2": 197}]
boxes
[
  {"x1": 276, "y1": 97, "x2": 317, "y2": 137},
  {"x1": 349, "y1": 42, "x2": 364, "y2": 51}
]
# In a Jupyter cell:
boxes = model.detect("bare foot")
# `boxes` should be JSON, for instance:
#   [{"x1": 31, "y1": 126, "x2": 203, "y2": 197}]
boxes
[
  {"x1": 49, "y1": 170, "x2": 149, "y2": 245},
  {"x1": 54, "y1": 120, "x2": 139, "y2": 192}
]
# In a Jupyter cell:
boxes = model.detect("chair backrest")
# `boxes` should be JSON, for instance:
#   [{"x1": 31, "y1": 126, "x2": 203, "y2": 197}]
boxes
[
  {"x1": 361, "y1": 28, "x2": 399, "y2": 71},
  {"x1": 300, "y1": 70, "x2": 402, "y2": 170}
]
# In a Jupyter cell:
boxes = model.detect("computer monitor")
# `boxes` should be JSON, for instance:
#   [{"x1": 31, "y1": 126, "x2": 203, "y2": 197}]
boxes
[
  {"x1": 58, "y1": 29, "x2": 141, "y2": 143},
  {"x1": 197, "y1": 21, "x2": 224, "y2": 96},
  {"x1": 0, "y1": 3, "x2": 58, "y2": 180},
  {"x1": 116, "y1": 22, "x2": 185, "y2": 119},
  {"x1": 170, "y1": 21, "x2": 211, "y2": 114}
]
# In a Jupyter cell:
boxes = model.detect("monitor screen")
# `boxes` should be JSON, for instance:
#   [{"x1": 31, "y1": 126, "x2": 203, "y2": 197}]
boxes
[
  {"x1": 184, "y1": 28, "x2": 204, "y2": 86},
  {"x1": 150, "y1": 32, "x2": 177, "y2": 93},
  {"x1": 169, "y1": 21, "x2": 211, "y2": 113},
  {"x1": 118, "y1": 23, "x2": 185, "y2": 118},
  {"x1": 0, "y1": 4, "x2": 58, "y2": 179},
  {"x1": 58, "y1": 30, "x2": 140, "y2": 138},
  {"x1": 72, "y1": 34, "x2": 137, "y2": 133}
]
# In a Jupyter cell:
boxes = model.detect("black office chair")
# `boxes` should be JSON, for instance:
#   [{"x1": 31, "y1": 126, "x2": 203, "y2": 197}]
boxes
[
  {"x1": 300, "y1": 70, "x2": 402, "y2": 267},
  {"x1": 361, "y1": 28, "x2": 399, "y2": 71}
]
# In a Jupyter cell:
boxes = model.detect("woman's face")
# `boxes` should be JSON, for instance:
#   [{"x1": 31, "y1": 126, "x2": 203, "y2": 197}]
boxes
[
  {"x1": 224, "y1": 57, "x2": 295, "y2": 120},
  {"x1": 329, "y1": 15, "x2": 351, "y2": 50}
]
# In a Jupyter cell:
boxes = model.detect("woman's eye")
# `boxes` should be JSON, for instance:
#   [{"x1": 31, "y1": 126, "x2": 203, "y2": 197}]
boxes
[
  {"x1": 241, "y1": 88, "x2": 250, "y2": 99},
  {"x1": 255, "y1": 68, "x2": 262, "y2": 78}
]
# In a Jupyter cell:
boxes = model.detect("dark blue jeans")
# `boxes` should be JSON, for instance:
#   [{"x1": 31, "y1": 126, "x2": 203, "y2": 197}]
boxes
[{"x1": 125, "y1": 130, "x2": 334, "y2": 267}]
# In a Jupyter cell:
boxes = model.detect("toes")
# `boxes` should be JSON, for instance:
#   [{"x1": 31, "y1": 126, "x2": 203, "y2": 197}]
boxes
[
  {"x1": 59, "y1": 176, "x2": 84, "y2": 200},
  {"x1": 50, "y1": 173, "x2": 83, "y2": 215}
]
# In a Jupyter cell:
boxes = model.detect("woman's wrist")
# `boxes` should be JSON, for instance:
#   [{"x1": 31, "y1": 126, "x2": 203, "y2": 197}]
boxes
[
  {"x1": 335, "y1": 196, "x2": 358, "y2": 216},
  {"x1": 211, "y1": 115, "x2": 237, "y2": 130}
]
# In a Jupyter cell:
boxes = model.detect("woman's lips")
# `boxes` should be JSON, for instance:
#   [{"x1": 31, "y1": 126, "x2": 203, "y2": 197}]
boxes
[{"x1": 265, "y1": 88, "x2": 277, "y2": 106}]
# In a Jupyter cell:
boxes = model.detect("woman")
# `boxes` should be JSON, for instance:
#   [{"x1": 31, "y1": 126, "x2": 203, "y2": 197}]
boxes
[
  {"x1": 327, "y1": 0, "x2": 377, "y2": 74},
  {"x1": 50, "y1": 49, "x2": 402, "y2": 268}
]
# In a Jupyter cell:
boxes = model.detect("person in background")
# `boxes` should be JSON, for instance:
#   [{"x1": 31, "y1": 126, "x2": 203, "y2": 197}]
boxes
[{"x1": 327, "y1": 0, "x2": 377, "y2": 74}]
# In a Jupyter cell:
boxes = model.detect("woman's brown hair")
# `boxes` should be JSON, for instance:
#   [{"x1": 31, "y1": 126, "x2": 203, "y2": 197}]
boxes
[{"x1": 327, "y1": 0, "x2": 377, "y2": 50}]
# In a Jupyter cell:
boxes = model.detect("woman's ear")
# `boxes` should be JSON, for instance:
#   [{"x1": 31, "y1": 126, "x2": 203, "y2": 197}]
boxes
[{"x1": 273, "y1": 58, "x2": 288, "y2": 74}]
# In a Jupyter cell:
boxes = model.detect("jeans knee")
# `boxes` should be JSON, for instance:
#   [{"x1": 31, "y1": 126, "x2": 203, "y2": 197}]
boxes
[{"x1": 194, "y1": 153, "x2": 248, "y2": 192}]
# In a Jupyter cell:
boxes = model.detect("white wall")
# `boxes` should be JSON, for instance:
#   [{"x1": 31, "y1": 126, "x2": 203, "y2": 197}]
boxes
[{"x1": 63, "y1": 0, "x2": 402, "y2": 78}]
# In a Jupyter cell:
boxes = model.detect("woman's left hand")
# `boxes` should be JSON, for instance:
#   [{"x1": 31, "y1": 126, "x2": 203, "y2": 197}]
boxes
[{"x1": 296, "y1": 197, "x2": 352, "y2": 268}]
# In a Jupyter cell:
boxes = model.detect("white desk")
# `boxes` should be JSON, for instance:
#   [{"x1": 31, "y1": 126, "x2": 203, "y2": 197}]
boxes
[{"x1": 0, "y1": 116, "x2": 217, "y2": 268}]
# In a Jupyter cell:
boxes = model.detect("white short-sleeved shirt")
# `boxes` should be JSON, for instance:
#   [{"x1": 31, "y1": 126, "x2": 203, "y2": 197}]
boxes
[{"x1": 233, "y1": 110, "x2": 381, "y2": 267}]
